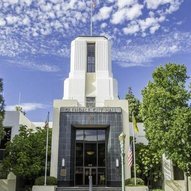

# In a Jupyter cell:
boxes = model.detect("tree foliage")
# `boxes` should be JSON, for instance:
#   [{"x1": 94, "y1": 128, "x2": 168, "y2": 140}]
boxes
[
  {"x1": 3, "y1": 125, "x2": 52, "y2": 179},
  {"x1": 135, "y1": 143, "x2": 162, "y2": 187},
  {"x1": 142, "y1": 63, "x2": 191, "y2": 174},
  {"x1": 126, "y1": 87, "x2": 142, "y2": 122}
]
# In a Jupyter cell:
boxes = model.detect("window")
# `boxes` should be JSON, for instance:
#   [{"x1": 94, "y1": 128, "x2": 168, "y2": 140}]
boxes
[
  {"x1": 87, "y1": 43, "x2": 95, "y2": 72},
  {"x1": 0, "y1": 127, "x2": 11, "y2": 149},
  {"x1": 86, "y1": 97, "x2": 95, "y2": 107},
  {"x1": 0, "y1": 127, "x2": 11, "y2": 161}
]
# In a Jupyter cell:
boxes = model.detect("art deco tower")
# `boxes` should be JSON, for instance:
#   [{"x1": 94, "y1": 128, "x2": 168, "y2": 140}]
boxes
[{"x1": 50, "y1": 36, "x2": 129, "y2": 187}]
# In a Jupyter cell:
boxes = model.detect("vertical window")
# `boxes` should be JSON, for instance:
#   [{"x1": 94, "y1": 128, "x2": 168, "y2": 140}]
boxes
[
  {"x1": 0, "y1": 127, "x2": 11, "y2": 161},
  {"x1": 87, "y1": 43, "x2": 95, "y2": 73},
  {"x1": 86, "y1": 97, "x2": 95, "y2": 107},
  {"x1": 0, "y1": 127, "x2": 11, "y2": 149}
]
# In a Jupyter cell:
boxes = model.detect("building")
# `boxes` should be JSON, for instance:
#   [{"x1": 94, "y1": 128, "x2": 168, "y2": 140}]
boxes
[
  {"x1": 50, "y1": 36, "x2": 130, "y2": 187},
  {"x1": 0, "y1": 111, "x2": 35, "y2": 162}
]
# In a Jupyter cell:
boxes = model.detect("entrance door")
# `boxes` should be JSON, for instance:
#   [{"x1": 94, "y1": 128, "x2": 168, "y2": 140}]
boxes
[
  {"x1": 75, "y1": 129, "x2": 106, "y2": 186},
  {"x1": 85, "y1": 168, "x2": 96, "y2": 185}
]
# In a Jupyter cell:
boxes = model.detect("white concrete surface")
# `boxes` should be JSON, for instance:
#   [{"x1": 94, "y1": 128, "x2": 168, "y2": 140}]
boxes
[
  {"x1": 125, "y1": 186, "x2": 148, "y2": 191},
  {"x1": 63, "y1": 36, "x2": 118, "y2": 106},
  {"x1": 32, "y1": 186, "x2": 56, "y2": 191}
]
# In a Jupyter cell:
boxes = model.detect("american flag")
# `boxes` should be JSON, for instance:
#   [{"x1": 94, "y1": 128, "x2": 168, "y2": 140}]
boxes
[{"x1": 128, "y1": 144, "x2": 133, "y2": 167}]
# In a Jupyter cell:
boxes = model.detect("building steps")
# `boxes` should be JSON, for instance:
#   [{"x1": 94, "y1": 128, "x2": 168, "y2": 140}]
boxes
[{"x1": 56, "y1": 187, "x2": 121, "y2": 191}]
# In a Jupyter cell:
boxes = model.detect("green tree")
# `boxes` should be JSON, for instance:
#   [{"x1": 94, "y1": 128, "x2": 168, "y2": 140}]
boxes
[
  {"x1": 0, "y1": 79, "x2": 5, "y2": 139},
  {"x1": 135, "y1": 143, "x2": 162, "y2": 188},
  {"x1": 142, "y1": 63, "x2": 191, "y2": 176},
  {"x1": 126, "y1": 87, "x2": 142, "y2": 122},
  {"x1": 3, "y1": 125, "x2": 52, "y2": 183}
]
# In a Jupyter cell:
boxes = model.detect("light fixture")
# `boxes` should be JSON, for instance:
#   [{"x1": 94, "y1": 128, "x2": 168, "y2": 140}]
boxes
[
  {"x1": 87, "y1": 151, "x2": 95, "y2": 155},
  {"x1": 62, "y1": 158, "x2": 65, "y2": 167},
  {"x1": 116, "y1": 158, "x2": 119, "y2": 168}
]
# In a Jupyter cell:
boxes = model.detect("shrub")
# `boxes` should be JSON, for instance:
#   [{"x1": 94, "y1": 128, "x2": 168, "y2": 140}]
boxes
[
  {"x1": 152, "y1": 189, "x2": 164, "y2": 191},
  {"x1": 34, "y1": 176, "x2": 57, "y2": 185},
  {"x1": 125, "y1": 178, "x2": 144, "y2": 186}
]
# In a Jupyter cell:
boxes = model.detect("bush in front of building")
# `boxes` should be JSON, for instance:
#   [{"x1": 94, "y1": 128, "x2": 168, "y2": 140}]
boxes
[
  {"x1": 152, "y1": 189, "x2": 164, "y2": 191},
  {"x1": 125, "y1": 178, "x2": 144, "y2": 186},
  {"x1": 34, "y1": 176, "x2": 57, "y2": 185}
]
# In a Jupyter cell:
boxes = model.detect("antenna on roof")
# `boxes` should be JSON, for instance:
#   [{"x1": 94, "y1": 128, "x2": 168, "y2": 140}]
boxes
[
  {"x1": 18, "y1": 92, "x2": 21, "y2": 105},
  {"x1": 90, "y1": 0, "x2": 97, "y2": 36}
]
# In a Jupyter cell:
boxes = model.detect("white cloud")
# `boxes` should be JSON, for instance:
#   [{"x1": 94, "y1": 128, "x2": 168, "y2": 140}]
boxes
[
  {"x1": 0, "y1": 18, "x2": 6, "y2": 26},
  {"x1": 100, "y1": 23, "x2": 107, "y2": 29},
  {"x1": 94, "y1": 6, "x2": 113, "y2": 21},
  {"x1": 123, "y1": 24, "x2": 140, "y2": 35},
  {"x1": 150, "y1": 24, "x2": 160, "y2": 34},
  {"x1": 126, "y1": 3, "x2": 143, "y2": 20},
  {"x1": 6, "y1": 103, "x2": 47, "y2": 112},
  {"x1": 111, "y1": 8, "x2": 127, "y2": 24},
  {"x1": 146, "y1": 0, "x2": 172, "y2": 9},
  {"x1": 6, "y1": 15, "x2": 20, "y2": 25},
  {"x1": 4, "y1": 0, "x2": 19, "y2": 5},
  {"x1": 112, "y1": 32, "x2": 191, "y2": 67},
  {"x1": 0, "y1": 0, "x2": 185, "y2": 67},
  {"x1": 139, "y1": 17, "x2": 158, "y2": 31},
  {"x1": 117, "y1": 0, "x2": 136, "y2": 9}
]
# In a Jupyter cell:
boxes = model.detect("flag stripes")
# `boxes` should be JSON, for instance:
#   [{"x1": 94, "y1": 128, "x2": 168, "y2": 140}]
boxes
[{"x1": 128, "y1": 144, "x2": 133, "y2": 167}]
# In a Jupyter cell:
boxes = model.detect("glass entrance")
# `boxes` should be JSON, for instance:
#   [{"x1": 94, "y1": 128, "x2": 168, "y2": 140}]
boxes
[{"x1": 75, "y1": 129, "x2": 106, "y2": 186}]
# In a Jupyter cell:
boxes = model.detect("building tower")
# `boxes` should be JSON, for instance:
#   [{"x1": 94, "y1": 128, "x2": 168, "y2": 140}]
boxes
[{"x1": 50, "y1": 36, "x2": 130, "y2": 187}]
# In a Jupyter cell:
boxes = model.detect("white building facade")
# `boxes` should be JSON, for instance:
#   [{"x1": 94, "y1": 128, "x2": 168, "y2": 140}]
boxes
[{"x1": 50, "y1": 36, "x2": 130, "y2": 187}]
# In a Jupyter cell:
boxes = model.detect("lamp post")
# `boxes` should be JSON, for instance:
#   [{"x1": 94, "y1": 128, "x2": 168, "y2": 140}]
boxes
[{"x1": 119, "y1": 132, "x2": 126, "y2": 191}]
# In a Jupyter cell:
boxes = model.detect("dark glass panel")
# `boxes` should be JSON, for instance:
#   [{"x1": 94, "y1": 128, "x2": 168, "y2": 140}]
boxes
[
  {"x1": 98, "y1": 168, "x2": 105, "y2": 185},
  {"x1": 98, "y1": 143, "x2": 105, "y2": 166},
  {"x1": 75, "y1": 168, "x2": 83, "y2": 185},
  {"x1": 76, "y1": 143, "x2": 83, "y2": 166},
  {"x1": 85, "y1": 143, "x2": 96, "y2": 166},
  {"x1": 87, "y1": 43, "x2": 95, "y2": 73}
]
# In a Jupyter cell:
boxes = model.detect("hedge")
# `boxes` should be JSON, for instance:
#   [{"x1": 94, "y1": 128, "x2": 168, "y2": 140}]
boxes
[{"x1": 34, "y1": 176, "x2": 57, "y2": 185}]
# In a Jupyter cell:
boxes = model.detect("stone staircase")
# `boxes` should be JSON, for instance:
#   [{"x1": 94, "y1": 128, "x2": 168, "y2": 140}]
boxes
[{"x1": 56, "y1": 187, "x2": 121, "y2": 191}]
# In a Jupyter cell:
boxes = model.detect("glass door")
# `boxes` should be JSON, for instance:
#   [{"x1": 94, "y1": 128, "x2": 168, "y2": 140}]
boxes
[
  {"x1": 85, "y1": 168, "x2": 97, "y2": 185},
  {"x1": 75, "y1": 129, "x2": 106, "y2": 186}
]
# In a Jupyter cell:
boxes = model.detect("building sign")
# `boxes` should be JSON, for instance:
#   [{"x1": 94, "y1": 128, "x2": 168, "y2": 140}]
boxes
[
  {"x1": 60, "y1": 168, "x2": 67, "y2": 177},
  {"x1": 61, "y1": 107, "x2": 122, "y2": 113}
]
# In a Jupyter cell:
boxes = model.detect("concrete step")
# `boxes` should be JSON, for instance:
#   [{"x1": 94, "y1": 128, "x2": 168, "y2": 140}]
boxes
[{"x1": 56, "y1": 187, "x2": 121, "y2": 191}]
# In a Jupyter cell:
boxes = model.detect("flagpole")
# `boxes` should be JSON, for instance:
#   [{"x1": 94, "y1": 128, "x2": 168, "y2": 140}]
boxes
[
  {"x1": 44, "y1": 112, "x2": 49, "y2": 186},
  {"x1": 132, "y1": 126, "x2": 137, "y2": 185},
  {"x1": 132, "y1": 113, "x2": 137, "y2": 185},
  {"x1": 90, "y1": 0, "x2": 93, "y2": 36}
]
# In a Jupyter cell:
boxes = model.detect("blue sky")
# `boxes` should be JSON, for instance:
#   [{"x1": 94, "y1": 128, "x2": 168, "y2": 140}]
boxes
[{"x1": 0, "y1": 0, "x2": 191, "y2": 122}]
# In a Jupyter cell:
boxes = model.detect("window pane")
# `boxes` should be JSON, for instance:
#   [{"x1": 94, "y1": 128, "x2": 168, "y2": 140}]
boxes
[
  {"x1": 75, "y1": 168, "x2": 83, "y2": 185},
  {"x1": 76, "y1": 130, "x2": 84, "y2": 141},
  {"x1": 98, "y1": 168, "x2": 106, "y2": 185},
  {"x1": 0, "y1": 128, "x2": 11, "y2": 149},
  {"x1": 87, "y1": 43, "x2": 95, "y2": 73},
  {"x1": 98, "y1": 143, "x2": 105, "y2": 166},
  {"x1": 76, "y1": 143, "x2": 83, "y2": 166},
  {"x1": 85, "y1": 143, "x2": 97, "y2": 166},
  {"x1": 86, "y1": 97, "x2": 95, "y2": 108},
  {"x1": 84, "y1": 130, "x2": 97, "y2": 141},
  {"x1": 98, "y1": 130, "x2": 105, "y2": 141}
]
